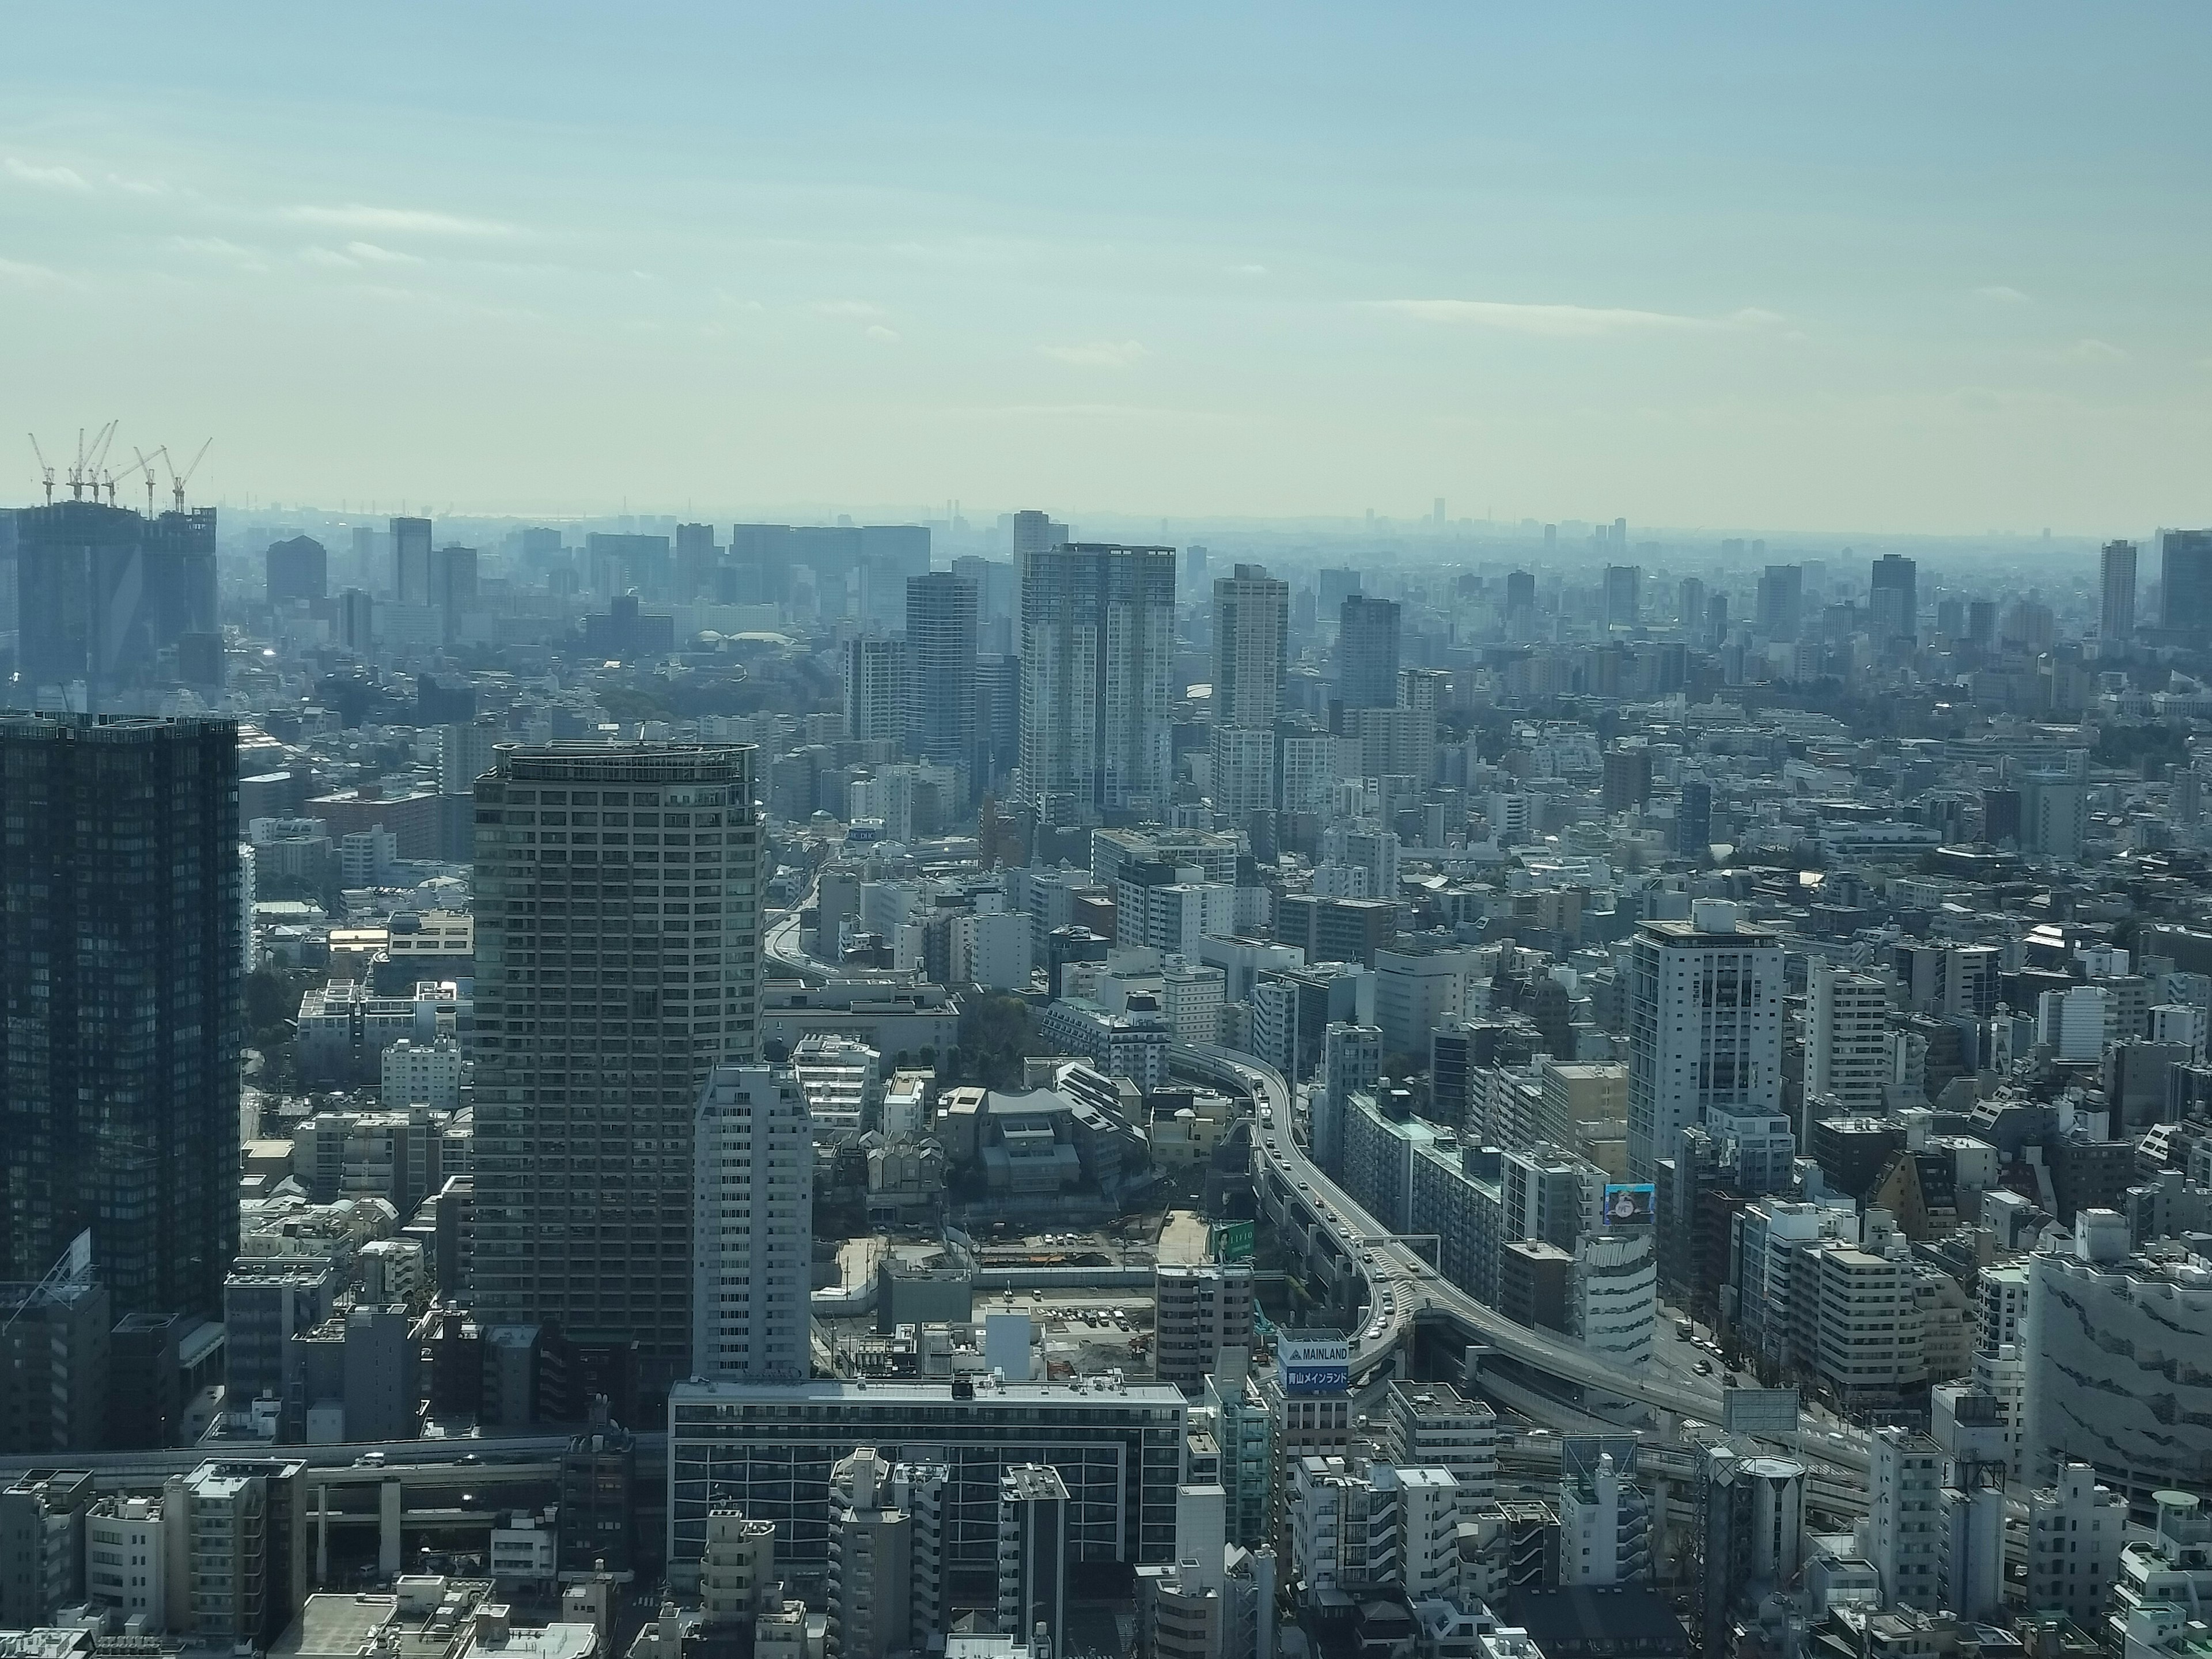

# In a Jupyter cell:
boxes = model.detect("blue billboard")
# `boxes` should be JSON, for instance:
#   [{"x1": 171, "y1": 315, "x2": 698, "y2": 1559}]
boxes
[{"x1": 1279, "y1": 1331, "x2": 1350, "y2": 1394}]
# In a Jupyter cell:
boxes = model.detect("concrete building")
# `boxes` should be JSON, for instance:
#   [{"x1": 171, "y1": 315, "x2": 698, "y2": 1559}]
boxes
[
  {"x1": 2026, "y1": 1461, "x2": 2127, "y2": 1627},
  {"x1": 693, "y1": 1065, "x2": 813, "y2": 1385},
  {"x1": 0, "y1": 1472, "x2": 92, "y2": 1628},
  {"x1": 1156, "y1": 1265, "x2": 1257, "y2": 1393},
  {"x1": 699, "y1": 1508, "x2": 779, "y2": 1627},
  {"x1": 472, "y1": 743, "x2": 763, "y2": 1399},
  {"x1": 907, "y1": 571, "x2": 979, "y2": 777},
  {"x1": 1626, "y1": 902, "x2": 1785, "y2": 1181},
  {"x1": 793, "y1": 1035, "x2": 882, "y2": 1135},
  {"x1": 1210, "y1": 565, "x2": 1289, "y2": 815},
  {"x1": 1315, "y1": 1024, "x2": 1382, "y2": 1178},
  {"x1": 1806, "y1": 964, "x2": 1892, "y2": 1116},
  {"x1": 666, "y1": 1377, "x2": 1186, "y2": 1586},
  {"x1": 1865, "y1": 1428, "x2": 1943, "y2": 1611},
  {"x1": 83, "y1": 1491, "x2": 169, "y2": 1631},
  {"x1": 382, "y1": 1037, "x2": 464, "y2": 1112},
  {"x1": 826, "y1": 1449, "x2": 947, "y2": 1659},
  {"x1": 1336, "y1": 596, "x2": 1401, "y2": 710},
  {"x1": 2022, "y1": 1222, "x2": 2212, "y2": 1498},
  {"x1": 997, "y1": 1465, "x2": 1069, "y2": 1659},
  {"x1": 1384, "y1": 1381, "x2": 1498, "y2": 1505}
]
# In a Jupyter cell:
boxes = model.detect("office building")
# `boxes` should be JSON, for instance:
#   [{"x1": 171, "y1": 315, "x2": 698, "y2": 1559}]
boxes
[
  {"x1": 1694, "y1": 1446, "x2": 1805, "y2": 1659},
  {"x1": 1, "y1": 714, "x2": 240, "y2": 1321},
  {"x1": 1866, "y1": 1427, "x2": 1943, "y2": 1610},
  {"x1": 694, "y1": 1065, "x2": 813, "y2": 1385},
  {"x1": 907, "y1": 571, "x2": 979, "y2": 775},
  {"x1": 1626, "y1": 902, "x2": 1783, "y2": 1180},
  {"x1": 1315, "y1": 1024, "x2": 1382, "y2": 1177},
  {"x1": 1211, "y1": 564, "x2": 1289, "y2": 815},
  {"x1": 0, "y1": 1470, "x2": 93, "y2": 1627},
  {"x1": 1016, "y1": 543, "x2": 1176, "y2": 826},
  {"x1": 266, "y1": 535, "x2": 327, "y2": 607},
  {"x1": 667, "y1": 1377, "x2": 1187, "y2": 1588},
  {"x1": 1756, "y1": 565, "x2": 1802, "y2": 640},
  {"x1": 2162, "y1": 529, "x2": 2212, "y2": 635},
  {"x1": 1677, "y1": 780, "x2": 1713, "y2": 854},
  {"x1": 1156, "y1": 1264, "x2": 1256, "y2": 1393},
  {"x1": 1805, "y1": 964, "x2": 1892, "y2": 1116},
  {"x1": 14, "y1": 501, "x2": 218, "y2": 703},
  {"x1": 1603, "y1": 564, "x2": 1640, "y2": 627},
  {"x1": 2102, "y1": 540, "x2": 2139, "y2": 642},
  {"x1": 1869, "y1": 555, "x2": 1917, "y2": 646},
  {"x1": 472, "y1": 743, "x2": 763, "y2": 1398},
  {"x1": 1336, "y1": 596, "x2": 1402, "y2": 709},
  {"x1": 2022, "y1": 1218, "x2": 2212, "y2": 1497},
  {"x1": 997, "y1": 1465, "x2": 1069, "y2": 1658},
  {"x1": 675, "y1": 522, "x2": 717, "y2": 601},
  {"x1": 1384, "y1": 1381, "x2": 1498, "y2": 1503},
  {"x1": 391, "y1": 515, "x2": 433, "y2": 604}
]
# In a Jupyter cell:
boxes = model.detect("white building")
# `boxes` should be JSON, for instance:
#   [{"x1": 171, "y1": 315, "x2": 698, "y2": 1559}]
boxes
[
  {"x1": 2027, "y1": 1461, "x2": 2127, "y2": 1627},
  {"x1": 84, "y1": 1493, "x2": 169, "y2": 1630},
  {"x1": 692, "y1": 1065, "x2": 813, "y2": 1384},
  {"x1": 1626, "y1": 902, "x2": 1785, "y2": 1180},
  {"x1": 1573, "y1": 1229, "x2": 1657, "y2": 1368},
  {"x1": 2039, "y1": 984, "x2": 2111, "y2": 1063},
  {"x1": 1805, "y1": 964, "x2": 1892, "y2": 1114},
  {"x1": 1864, "y1": 1427, "x2": 1944, "y2": 1611},
  {"x1": 953, "y1": 911, "x2": 1033, "y2": 991},
  {"x1": 793, "y1": 1034, "x2": 881, "y2": 1135},
  {"x1": 1374, "y1": 944, "x2": 1475, "y2": 1058},
  {"x1": 382, "y1": 1036, "x2": 463, "y2": 1112}
]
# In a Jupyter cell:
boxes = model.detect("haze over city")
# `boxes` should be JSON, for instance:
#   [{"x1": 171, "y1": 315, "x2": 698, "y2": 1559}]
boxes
[{"x1": 6, "y1": 3, "x2": 2211, "y2": 531}]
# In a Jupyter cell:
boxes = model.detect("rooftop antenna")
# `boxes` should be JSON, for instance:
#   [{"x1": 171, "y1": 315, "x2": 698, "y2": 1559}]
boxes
[
  {"x1": 26, "y1": 434, "x2": 55, "y2": 504},
  {"x1": 166, "y1": 438, "x2": 213, "y2": 512}
]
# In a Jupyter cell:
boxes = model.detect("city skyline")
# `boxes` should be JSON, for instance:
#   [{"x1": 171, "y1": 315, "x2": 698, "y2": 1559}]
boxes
[{"x1": 4, "y1": 5, "x2": 2211, "y2": 531}]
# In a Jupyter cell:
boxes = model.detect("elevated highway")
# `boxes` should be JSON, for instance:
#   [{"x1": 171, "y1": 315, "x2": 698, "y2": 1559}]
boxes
[{"x1": 1169, "y1": 1043, "x2": 1730, "y2": 1422}]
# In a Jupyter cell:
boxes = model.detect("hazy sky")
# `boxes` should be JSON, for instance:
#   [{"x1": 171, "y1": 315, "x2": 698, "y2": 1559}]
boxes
[{"x1": 4, "y1": 3, "x2": 2209, "y2": 533}]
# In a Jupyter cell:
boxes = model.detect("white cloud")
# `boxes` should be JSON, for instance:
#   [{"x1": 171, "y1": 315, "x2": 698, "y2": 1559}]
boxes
[
  {"x1": 285, "y1": 203, "x2": 513, "y2": 237},
  {"x1": 812, "y1": 299, "x2": 886, "y2": 318},
  {"x1": 865, "y1": 324, "x2": 902, "y2": 343},
  {"x1": 1973, "y1": 284, "x2": 2031, "y2": 304},
  {"x1": 1041, "y1": 339, "x2": 1152, "y2": 368},
  {"x1": 5, "y1": 158, "x2": 89, "y2": 191},
  {"x1": 1230, "y1": 263, "x2": 1268, "y2": 276},
  {"x1": 2069, "y1": 337, "x2": 2127, "y2": 363},
  {"x1": 0, "y1": 256, "x2": 61, "y2": 284},
  {"x1": 300, "y1": 245, "x2": 358, "y2": 268},
  {"x1": 346, "y1": 240, "x2": 423, "y2": 266},
  {"x1": 171, "y1": 236, "x2": 259, "y2": 259},
  {"x1": 1365, "y1": 298, "x2": 1768, "y2": 337}
]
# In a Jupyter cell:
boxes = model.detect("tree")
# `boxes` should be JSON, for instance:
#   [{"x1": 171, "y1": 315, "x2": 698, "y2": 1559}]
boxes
[{"x1": 954, "y1": 994, "x2": 1041, "y2": 1089}]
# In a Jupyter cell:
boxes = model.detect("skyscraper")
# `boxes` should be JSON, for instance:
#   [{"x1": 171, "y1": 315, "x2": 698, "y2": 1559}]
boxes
[
  {"x1": 2163, "y1": 530, "x2": 2212, "y2": 635},
  {"x1": 1869, "y1": 555, "x2": 1917, "y2": 647},
  {"x1": 675, "y1": 522, "x2": 718, "y2": 602},
  {"x1": 1016, "y1": 543, "x2": 1176, "y2": 826},
  {"x1": 1603, "y1": 565, "x2": 1641, "y2": 628},
  {"x1": 1211, "y1": 564, "x2": 1289, "y2": 816},
  {"x1": 692, "y1": 1064, "x2": 812, "y2": 1383},
  {"x1": 1805, "y1": 963, "x2": 1892, "y2": 1116},
  {"x1": 266, "y1": 535, "x2": 328, "y2": 607},
  {"x1": 1755, "y1": 566, "x2": 1802, "y2": 641},
  {"x1": 1, "y1": 713, "x2": 240, "y2": 1321},
  {"x1": 1336, "y1": 595, "x2": 1401, "y2": 709},
  {"x1": 391, "y1": 516, "x2": 433, "y2": 604},
  {"x1": 905, "y1": 572, "x2": 978, "y2": 775},
  {"x1": 471, "y1": 743, "x2": 763, "y2": 1397},
  {"x1": 14, "y1": 501, "x2": 218, "y2": 704},
  {"x1": 2101, "y1": 539, "x2": 2138, "y2": 643},
  {"x1": 1626, "y1": 901, "x2": 1783, "y2": 1180}
]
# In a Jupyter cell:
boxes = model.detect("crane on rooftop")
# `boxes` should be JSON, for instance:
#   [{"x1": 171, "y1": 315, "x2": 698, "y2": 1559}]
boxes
[
  {"x1": 165, "y1": 437, "x2": 212, "y2": 513},
  {"x1": 26, "y1": 433, "x2": 55, "y2": 504}
]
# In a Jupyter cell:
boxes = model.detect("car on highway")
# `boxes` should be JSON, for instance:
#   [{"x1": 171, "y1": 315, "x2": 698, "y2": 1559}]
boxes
[{"x1": 1694, "y1": 1359, "x2": 1713, "y2": 1376}]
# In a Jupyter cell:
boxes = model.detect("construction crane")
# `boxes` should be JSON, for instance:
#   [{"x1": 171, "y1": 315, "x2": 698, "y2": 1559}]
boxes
[
  {"x1": 71, "y1": 420, "x2": 118, "y2": 501},
  {"x1": 26, "y1": 434, "x2": 55, "y2": 503},
  {"x1": 104, "y1": 447, "x2": 152, "y2": 509},
  {"x1": 131, "y1": 445, "x2": 164, "y2": 516},
  {"x1": 165, "y1": 437, "x2": 212, "y2": 513}
]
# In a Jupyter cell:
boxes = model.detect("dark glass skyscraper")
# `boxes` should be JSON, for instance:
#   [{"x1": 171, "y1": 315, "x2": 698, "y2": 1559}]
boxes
[
  {"x1": 1869, "y1": 554, "x2": 1918, "y2": 647},
  {"x1": 0, "y1": 713, "x2": 240, "y2": 1320},
  {"x1": 14, "y1": 502, "x2": 217, "y2": 704},
  {"x1": 2162, "y1": 529, "x2": 2212, "y2": 635},
  {"x1": 1336, "y1": 594, "x2": 1402, "y2": 709}
]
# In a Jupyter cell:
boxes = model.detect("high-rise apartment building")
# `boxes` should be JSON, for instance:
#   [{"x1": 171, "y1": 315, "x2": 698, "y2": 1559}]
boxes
[
  {"x1": 2101, "y1": 540, "x2": 2138, "y2": 643},
  {"x1": 14, "y1": 502, "x2": 218, "y2": 703},
  {"x1": 844, "y1": 635, "x2": 906, "y2": 747},
  {"x1": 1805, "y1": 964, "x2": 1892, "y2": 1116},
  {"x1": 998, "y1": 1465, "x2": 1070, "y2": 1658},
  {"x1": 1210, "y1": 564, "x2": 1289, "y2": 816},
  {"x1": 1336, "y1": 596, "x2": 1402, "y2": 709},
  {"x1": 1, "y1": 714, "x2": 240, "y2": 1321},
  {"x1": 1154, "y1": 1263, "x2": 1256, "y2": 1393},
  {"x1": 693, "y1": 1064, "x2": 812, "y2": 1384},
  {"x1": 1625, "y1": 901, "x2": 1784, "y2": 1180},
  {"x1": 471, "y1": 743, "x2": 763, "y2": 1396},
  {"x1": 905, "y1": 572, "x2": 978, "y2": 775},
  {"x1": 1016, "y1": 543, "x2": 1176, "y2": 826},
  {"x1": 2162, "y1": 529, "x2": 2212, "y2": 635},
  {"x1": 391, "y1": 515, "x2": 433, "y2": 604},
  {"x1": 1869, "y1": 555, "x2": 1917, "y2": 647}
]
